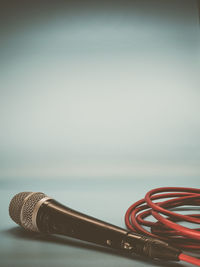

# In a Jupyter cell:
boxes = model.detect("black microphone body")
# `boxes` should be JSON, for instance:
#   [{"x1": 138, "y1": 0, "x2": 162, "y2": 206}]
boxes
[
  {"x1": 36, "y1": 199, "x2": 180, "y2": 261},
  {"x1": 37, "y1": 199, "x2": 127, "y2": 249},
  {"x1": 9, "y1": 192, "x2": 181, "y2": 262}
]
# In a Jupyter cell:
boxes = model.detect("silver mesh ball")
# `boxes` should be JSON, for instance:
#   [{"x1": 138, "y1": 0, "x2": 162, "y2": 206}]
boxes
[
  {"x1": 9, "y1": 192, "x2": 32, "y2": 226},
  {"x1": 9, "y1": 192, "x2": 47, "y2": 232}
]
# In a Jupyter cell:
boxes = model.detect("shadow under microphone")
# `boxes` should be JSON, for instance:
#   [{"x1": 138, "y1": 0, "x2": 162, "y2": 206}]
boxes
[{"x1": 9, "y1": 192, "x2": 181, "y2": 262}]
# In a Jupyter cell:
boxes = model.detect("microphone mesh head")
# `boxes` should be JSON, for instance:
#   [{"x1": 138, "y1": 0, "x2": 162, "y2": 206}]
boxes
[
  {"x1": 9, "y1": 192, "x2": 47, "y2": 231},
  {"x1": 9, "y1": 192, "x2": 32, "y2": 226}
]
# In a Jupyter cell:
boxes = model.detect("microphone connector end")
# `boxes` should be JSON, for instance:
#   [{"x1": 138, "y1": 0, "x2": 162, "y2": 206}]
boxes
[{"x1": 121, "y1": 232, "x2": 181, "y2": 261}]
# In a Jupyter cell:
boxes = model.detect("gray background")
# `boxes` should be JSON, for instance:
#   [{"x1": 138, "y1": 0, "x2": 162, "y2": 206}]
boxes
[{"x1": 0, "y1": 0, "x2": 199, "y2": 266}]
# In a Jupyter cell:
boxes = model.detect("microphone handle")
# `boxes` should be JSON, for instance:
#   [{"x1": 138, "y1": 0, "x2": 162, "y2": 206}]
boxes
[
  {"x1": 37, "y1": 199, "x2": 128, "y2": 249},
  {"x1": 36, "y1": 199, "x2": 181, "y2": 261}
]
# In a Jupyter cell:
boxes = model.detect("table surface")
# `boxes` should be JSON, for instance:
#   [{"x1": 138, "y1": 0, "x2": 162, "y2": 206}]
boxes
[{"x1": 0, "y1": 176, "x2": 199, "y2": 267}]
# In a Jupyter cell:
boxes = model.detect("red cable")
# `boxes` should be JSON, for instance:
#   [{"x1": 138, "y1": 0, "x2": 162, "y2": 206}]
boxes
[
  {"x1": 125, "y1": 187, "x2": 200, "y2": 266},
  {"x1": 179, "y1": 253, "x2": 200, "y2": 266}
]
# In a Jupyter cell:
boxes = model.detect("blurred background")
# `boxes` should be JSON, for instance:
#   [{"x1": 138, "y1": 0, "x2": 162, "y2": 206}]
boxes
[
  {"x1": 0, "y1": 1, "x2": 200, "y2": 266},
  {"x1": 0, "y1": 0, "x2": 199, "y2": 181}
]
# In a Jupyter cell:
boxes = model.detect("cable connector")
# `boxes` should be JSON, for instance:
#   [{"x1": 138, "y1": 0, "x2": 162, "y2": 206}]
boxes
[{"x1": 122, "y1": 232, "x2": 181, "y2": 261}]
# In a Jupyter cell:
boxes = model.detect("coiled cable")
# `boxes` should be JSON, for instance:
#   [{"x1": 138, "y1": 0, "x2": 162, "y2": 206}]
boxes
[{"x1": 125, "y1": 187, "x2": 200, "y2": 266}]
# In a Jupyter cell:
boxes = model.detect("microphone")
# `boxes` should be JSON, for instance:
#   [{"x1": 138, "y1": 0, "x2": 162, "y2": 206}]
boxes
[{"x1": 9, "y1": 192, "x2": 181, "y2": 262}]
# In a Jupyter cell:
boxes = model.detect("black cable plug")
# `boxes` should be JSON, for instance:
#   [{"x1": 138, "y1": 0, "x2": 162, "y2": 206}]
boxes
[{"x1": 121, "y1": 232, "x2": 181, "y2": 261}]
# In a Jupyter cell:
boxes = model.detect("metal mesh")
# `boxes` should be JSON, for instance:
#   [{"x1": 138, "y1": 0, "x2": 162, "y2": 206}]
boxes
[
  {"x1": 9, "y1": 192, "x2": 47, "y2": 231},
  {"x1": 9, "y1": 192, "x2": 32, "y2": 226},
  {"x1": 21, "y1": 192, "x2": 46, "y2": 231}
]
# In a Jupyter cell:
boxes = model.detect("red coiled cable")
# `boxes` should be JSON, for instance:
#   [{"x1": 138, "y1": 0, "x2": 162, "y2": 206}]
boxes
[{"x1": 125, "y1": 187, "x2": 200, "y2": 266}]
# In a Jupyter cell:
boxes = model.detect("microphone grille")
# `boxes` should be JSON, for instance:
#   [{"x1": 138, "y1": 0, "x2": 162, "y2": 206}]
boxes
[
  {"x1": 9, "y1": 192, "x2": 47, "y2": 231},
  {"x1": 9, "y1": 192, "x2": 32, "y2": 225}
]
